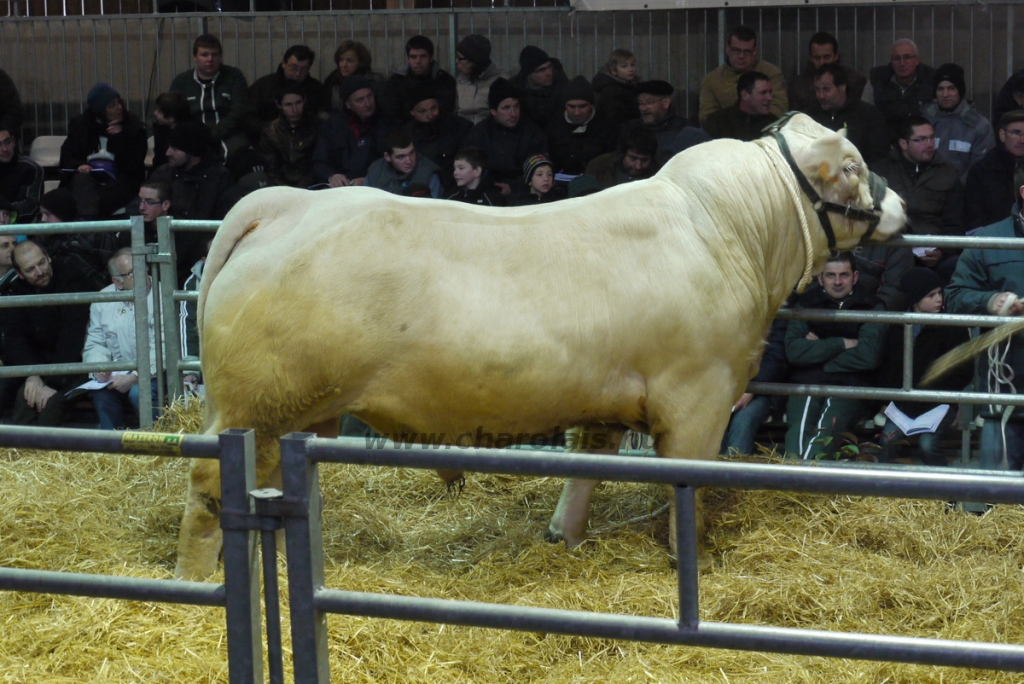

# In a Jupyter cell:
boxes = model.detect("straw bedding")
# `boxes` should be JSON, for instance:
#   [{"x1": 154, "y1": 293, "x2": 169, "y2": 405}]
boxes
[{"x1": 1, "y1": 400, "x2": 1023, "y2": 682}]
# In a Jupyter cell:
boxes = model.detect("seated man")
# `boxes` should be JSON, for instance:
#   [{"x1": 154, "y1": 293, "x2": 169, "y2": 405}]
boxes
[
  {"x1": 365, "y1": 129, "x2": 442, "y2": 198},
  {"x1": 384, "y1": 35, "x2": 458, "y2": 120},
  {"x1": 807, "y1": 63, "x2": 889, "y2": 164},
  {"x1": 461, "y1": 78, "x2": 547, "y2": 195},
  {"x1": 260, "y1": 82, "x2": 318, "y2": 188},
  {"x1": 922, "y1": 63, "x2": 995, "y2": 183},
  {"x1": 312, "y1": 78, "x2": 397, "y2": 188},
  {"x1": 247, "y1": 44, "x2": 323, "y2": 135},
  {"x1": 544, "y1": 76, "x2": 620, "y2": 176},
  {"x1": 403, "y1": 84, "x2": 473, "y2": 192},
  {"x1": 699, "y1": 25, "x2": 787, "y2": 124},
  {"x1": 875, "y1": 268, "x2": 971, "y2": 465},
  {"x1": 507, "y1": 45, "x2": 569, "y2": 128},
  {"x1": 703, "y1": 71, "x2": 779, "y2": 142},
  {"x1": 169, "y1": 33, "x2": 253, "y2": 167},
  {"x1": 964, "y1": 110, "x2": 1024, "y2": 231},
  {"x1": 784, "y1": 251, "x2": 887, "y2": 459},
  {"x1": 788, "y1": 32, "x2": 867, "y2": 113},
  {"x1": 5, "y1": 240, "x2": 93, "y2": 426},
  {"x1": 873, "y1": 115, "x2": 964, "y2": 280},
  {"x1": 148, "y1": 121, "x2": 242, "y2": 284},
  {"x1": 0, "y1": 125, "x2": 43, "y2": 223},
  {"x1": 945, "y1": 164, "x2": 1024, "y2": 471},
  {"x1": 83, "y1": 247, "x2": 160, "y2": 430},
  {"x1": 635, "y1": 80, "x2": 709, "y2": 164},
  {"x1": 869, "y1": 38, "x2": 936, "y2": 141},
  {"x1": 584, "y1": 120, "x2": 658, "y2": 190}
]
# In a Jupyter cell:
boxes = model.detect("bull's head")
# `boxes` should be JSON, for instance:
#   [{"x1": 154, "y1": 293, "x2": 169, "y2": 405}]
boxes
[{"x1": 769, "y1": 113, "x2": 906, "y2": 250}]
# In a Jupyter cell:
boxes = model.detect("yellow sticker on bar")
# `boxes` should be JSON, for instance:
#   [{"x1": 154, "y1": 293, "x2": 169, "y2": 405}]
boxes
[{"x1": 121, "y1": 431, "x2": 185, "y2": 455}]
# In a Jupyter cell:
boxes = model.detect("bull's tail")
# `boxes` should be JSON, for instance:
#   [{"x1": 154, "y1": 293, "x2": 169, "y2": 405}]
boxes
[{"x1": 921, "y1": 317, "x2": 1024, "y2": 386}]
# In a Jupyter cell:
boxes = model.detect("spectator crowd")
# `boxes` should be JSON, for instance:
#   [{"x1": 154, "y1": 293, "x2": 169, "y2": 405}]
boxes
[{"x1": 1, "y1": 26, "x2": 1023, "y2": 476}]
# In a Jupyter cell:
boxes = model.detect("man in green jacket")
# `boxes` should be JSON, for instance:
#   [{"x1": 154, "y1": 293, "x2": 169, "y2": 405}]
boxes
[
  {"x1": 785, "y1": 251, "x2": 888, "y2": 459},
  {"x1": 945, "y1": 164, "x2": 1024, "y2": 470}
]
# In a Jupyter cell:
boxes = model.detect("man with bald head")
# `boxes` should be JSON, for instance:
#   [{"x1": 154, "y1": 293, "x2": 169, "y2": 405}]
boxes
[
  {"x1": 4, "y1": 240, "x2": 94, "y2": 426},
  {"x1": 869, "y1": 38, "x2": 936, "y2": 140}
]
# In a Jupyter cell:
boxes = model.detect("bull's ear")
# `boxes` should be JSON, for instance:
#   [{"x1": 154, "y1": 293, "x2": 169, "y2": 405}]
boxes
[{"x1": 801, "y1": 132, "x2": 849, "y2": 186}]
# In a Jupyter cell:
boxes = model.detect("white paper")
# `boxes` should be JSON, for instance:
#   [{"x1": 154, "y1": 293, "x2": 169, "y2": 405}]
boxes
[
  {"x1": 883, "y1": 401, "x2": 950, "y2": 436},
  {"x1": 68, "y1": 370, "x2": 131, "y2": 393},
  {"x1": 912, "y1": 247, "x2": 938, "y2": 258}
]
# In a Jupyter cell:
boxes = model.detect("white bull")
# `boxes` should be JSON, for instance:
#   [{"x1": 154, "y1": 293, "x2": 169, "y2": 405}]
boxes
[{"x1": 174, "y1": 114, "x2": 905, "y2": 580}]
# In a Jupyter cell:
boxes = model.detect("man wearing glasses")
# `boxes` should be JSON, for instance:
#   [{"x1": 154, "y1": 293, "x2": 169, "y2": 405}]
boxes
[
  {"x1": 869, "y1": 38, "x2": 936, "y2": 141},
  {"x1": 699, "y1": 25, "x2": 787, "y2": 126},
  {"x1": 965, "y1": 111, "x2": 1024, "y2": 231},
  {"x1": 82, "y1": 247, "x2": 160, "y2": 430}
]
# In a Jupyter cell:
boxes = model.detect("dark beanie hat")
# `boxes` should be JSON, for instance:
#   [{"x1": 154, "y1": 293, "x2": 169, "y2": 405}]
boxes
[
  {"x1": 636, "y1": 80, "x2": 674, "y2": 97},
  {"x1": 405, "y1": 83, "x2": 439, "y2": 111},
  {"x1": 563, "y1": 75, "x2": 596, "y2": 105},
  {"x1": 87, "y1": 82, "x2": 120, "y2": 118},
  {"x1": 933, "y1": 63, "x2": 967, "y2": 98},
  {"x1": 519, "y1": 45, "x2": 551, "y2": 75},
  {"x1": 488, "y1": 77, "x2": 520, "y2": 111},
  {"x1": 900, "y1": 267, "x2": 942, "y2": 307},
  {"x1": 457, "y1": 34, "x2": 491, "y2": 66},
  {"x1": 522, "y1": 154, "x2": 553, "y2": 185},
  {"x1": 40, "y1": 188, "x2": 78, "y2": 223},
  {"x1": 168, "y1": 121, "x2": 212, "y2": 158},
  {"x1": 568, "y1": 174, "x2": 602, "y2": 198},
  {"x1": 338, "y1": 76, "x2": 375, "y2": 108}
]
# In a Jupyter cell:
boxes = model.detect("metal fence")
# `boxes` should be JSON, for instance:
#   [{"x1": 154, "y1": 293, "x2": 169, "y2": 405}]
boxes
[
  {"x1": 1, "y1": 2, "x2": 1020, "y2": 142},
  {"x1": 0, "y1": 425, "x2": 265, "y2": 684}
]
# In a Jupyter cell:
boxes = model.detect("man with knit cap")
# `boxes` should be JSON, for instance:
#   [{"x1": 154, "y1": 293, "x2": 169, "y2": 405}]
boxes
[
  {"x1": 922, "y1": 62, "x2": 995, "y2": 183},
  {"x1": 149, "y1": 121, "x2": 241, "y2": 283},
  {"x1": 508, "y1": 45, "x2": 569, "y2": 128},
  {"x1": 312, "y1": 77, "x2": 397, "y2": 189},
  {"x1": 964, "y1": 110, "x2": 1024, "y2": 231},
  {"x1": 403, "y1": 83, "x2": 472, "y2": 191},
  {"x1": 169, "y1": 34, "x2": 253, "y2": 166},
  {"x1": 0, "y1": 124, "x2": 42, "y2": 223},
  {"x1": 455, "y1": 34, "x2": 505, "y2": 125},
  {"x1": 544, "y1": 75, "x2": 619, "y2": 176},
  {"x1": 634, "y1": 80, "x2": 709, "y2": 165},
  {"x1": 462, "y1": 77, "x2": 547, "y2": 195},
  {"x1": 699, "y1": 25, "x2": 787, "y2": 125}
]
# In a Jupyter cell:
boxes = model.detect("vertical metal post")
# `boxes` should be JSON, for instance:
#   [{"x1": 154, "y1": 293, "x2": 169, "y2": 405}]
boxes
[
  {"x1": 281, "y1": 433, "x2": 331, "y2": 684},
  {"x1": 901, "y1": 323, "x2": 914, "y2": 392},
  {"x1": 675, "y1": 484, "x2": 700, "y2": 630},
  {"x1": 252, "y1": 489, "x2": 286, "y2": 684},
  {"x1": 449, "y1": 11, "x2": 458, "y2": 75},
  {"x1": 130, "y1": 215, "x2": 155, "y2": 428},
  {"x1": 219, "y1": 428, "x2": 264, "y2": 684},
  {"x1": 156, "y1": 216, "x2": 183, "y2": 401}
]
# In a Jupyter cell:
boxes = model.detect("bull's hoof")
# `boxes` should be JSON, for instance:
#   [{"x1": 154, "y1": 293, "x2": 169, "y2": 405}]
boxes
[
  {"x1": 543, "y1": 527, "x2": 563, "y2": 544},
  {"x1": 445, "y1": 475, "x2": 466, "y2": 498}
]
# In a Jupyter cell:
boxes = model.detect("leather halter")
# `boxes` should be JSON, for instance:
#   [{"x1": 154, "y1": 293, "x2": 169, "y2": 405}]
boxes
[{"x1": 765, "y1": 114, "x2": 887, "y2": 250}]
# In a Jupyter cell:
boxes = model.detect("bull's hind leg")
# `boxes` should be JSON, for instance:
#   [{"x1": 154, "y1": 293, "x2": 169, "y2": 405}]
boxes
[{"x1": 547, "y1": 425, "x2": 625, "y2": 549}]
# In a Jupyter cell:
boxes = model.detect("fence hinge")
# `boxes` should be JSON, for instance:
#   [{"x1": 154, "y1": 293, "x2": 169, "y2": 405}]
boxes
[{"x1": 219, "y1": 488, "x2": 309, "y2": 531}]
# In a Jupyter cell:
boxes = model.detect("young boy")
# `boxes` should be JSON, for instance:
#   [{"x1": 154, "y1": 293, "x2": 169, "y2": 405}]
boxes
[
  {"x1": 445, "y1": 147, "x2": 505, "y2": 206},
  {"x1": 365, "y1": 129, "x2": 443, "y2": 198},
  {"x1": 513, "y1": 154, "x2": 562, "y2": 205},
  {"x1": 591, "y1": 48, "x2": 640, "y2": 125}
]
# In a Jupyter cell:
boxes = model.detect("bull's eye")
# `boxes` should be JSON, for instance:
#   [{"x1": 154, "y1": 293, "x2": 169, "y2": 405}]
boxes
[{"x1": 844, "y1": 161, "x2": 861, "y2": 175}]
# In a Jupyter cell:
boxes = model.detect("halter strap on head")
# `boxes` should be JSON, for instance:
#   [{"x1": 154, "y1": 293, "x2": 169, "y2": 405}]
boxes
[{"x1": 763, "y1": 113, "x2": 887, "y2": 249}]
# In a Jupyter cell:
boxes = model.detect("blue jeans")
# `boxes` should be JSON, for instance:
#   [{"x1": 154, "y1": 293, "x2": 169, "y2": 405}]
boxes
[
  {"x1": 721, "y1": 395, "x2": 774, "y2": 455},
  {"x1": 90, "y1": 381, "x2": 159, "y2": 430}
]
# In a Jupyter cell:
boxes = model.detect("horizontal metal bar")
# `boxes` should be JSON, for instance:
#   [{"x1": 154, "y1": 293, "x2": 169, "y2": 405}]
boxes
[
  {"x1": 0, "y1": 290, "x2": 130, "y2": 309},
  {"x1": 0, "y1": 424, "x2": 222, "y2": 457},
  {"x1": 168, "y1": 220, "x2": 223, "y2": 232},
  {"x1": 748, "y1": 382, "x2": 1024, "y2": 406},
  {"x1": 304, "y1": 439, "x2": 1024, "y2": 503},
  {"x1": 0, "y1": 360, "x2": 139, "y2": 378},
  {"x1": 877, "y1": 234, "x2": 1024, "y2": 251},
  {"x1": 174, "y1": 291, "x2": 199, "y2": 303},
  {"x1": 777, "y1": 308, "x2": 1010, "y2": 328},
  {"x1": 0, "y1": 567, "x2": 225, "y2": 607},
  {"x1": 0, "y1": 220, "x2": 130, "y2": 236},
  {"x1": 314, "y1": 590, "x2": 1024, "y2": 671}
]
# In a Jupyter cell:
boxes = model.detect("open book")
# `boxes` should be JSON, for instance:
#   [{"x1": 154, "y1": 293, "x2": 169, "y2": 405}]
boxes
[{"x1": 883, "y1": 402, "x2": 950, "y2": 436}]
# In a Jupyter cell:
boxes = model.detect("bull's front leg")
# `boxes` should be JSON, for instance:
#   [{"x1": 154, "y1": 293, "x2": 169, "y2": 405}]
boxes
[
  {"x1": 546, "y1": 425, "x2": 624, "y2": 548},
  {"x1": 174, "y1": 457, "x2": 223, "y2": 580}
]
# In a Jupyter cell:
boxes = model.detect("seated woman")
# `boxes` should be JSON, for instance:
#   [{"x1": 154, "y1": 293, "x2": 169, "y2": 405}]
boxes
[
  {"x1": 322, "y1": 41, "x2": 384, "y2": 114},
  {"x1": 876, "y1": 268, "x2": 973, "y2": 465}
]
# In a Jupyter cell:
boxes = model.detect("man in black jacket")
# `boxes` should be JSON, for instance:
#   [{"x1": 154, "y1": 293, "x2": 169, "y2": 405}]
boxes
[
  {"x1": 869, "y1": 38, "x2": 936, "y2": 141},
  {"x1": 964, "y1": 110, "x2": 1024, "y2": 231},
  {"x1": 544, "y1": 76, "x2": 619, "y2": 176},
  {"x1": 0, "y1": 125, "x2": 42, "y2": 223},
  {"x1": 247, "y1": 44, "x2": 323, "y2": 136},
  {"x1": 5, "y1": 240, "x2": 93, "y2": 426},
  {"x1": 806, "y1": 63, "x2": 889, "y2": 164}
]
